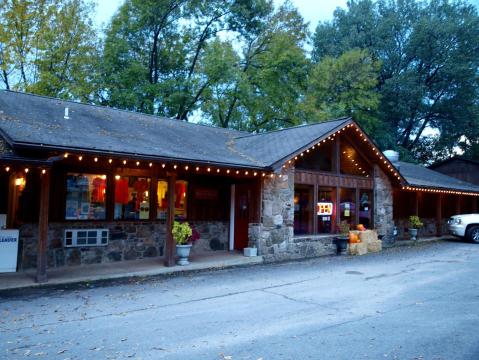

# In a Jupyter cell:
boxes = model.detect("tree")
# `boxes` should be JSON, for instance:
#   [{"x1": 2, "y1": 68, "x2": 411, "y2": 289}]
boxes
[
  {"x1": 301, "y1": 49, "x2": 381, "y2": 134},
  {"x1": 0, "y1": 0, "x2": 99, "y2": 100},
  {"x1": 313, "y1": 0, "x2": 479, "y2": 162},
  {"x1": 200, "y1": 2, "x2": 309, "y2": 131}
]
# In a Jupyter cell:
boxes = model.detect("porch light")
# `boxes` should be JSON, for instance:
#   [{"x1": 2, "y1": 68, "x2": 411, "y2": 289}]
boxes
[
  {"x1": 64, "y1": 153, "x2": 69, "y2": 158},
  {"x1": 25, "y1": 168, "x2": 29, "y2": 173},
  {"x1": 217, "y1": 169, "x2": 220, "y2": 173},
  {"x1": 78, "y1": 156, "x2": 83, "y2": 161},
  {"x1": 5, "y1": 167, "x2": 9, "y2": 172},
  {"x1": 94, "y1": 157, "x2": 98, "y2": 162},
  {"x1": 245, "y1": 171, "x2": 249, "y2": 175},
  {"x1": 162, "y1": 164, "x2": 166, "y2": 168},
  {"x1": 109, "y1": 159, "x2": 113, "y2": 164},
  {"x1": 185, "y1": 165, "x2": 188, "y2": 170},
  {"x1": 41, "y1": 169, "x2": 46, "y2": 175},
  {"x1": 195, "y1": 167, "x2": 199, "y2": 171},
  {"x1": 173, "y1": 165, "x2": 177, "y2": 169},
  {"x1": 227, "y1": 170, "x2": 230, "y2": 174},
  {"x1": 123, "y1": 160, "x2": 127, "y2": 165},
  {"x1": 15, "y1": 176, "x2": 26, "y2": 189},
  {"x1": 149, "y1": 163, "x2": 153, "y2": 167},
  {"x1": 136, "y1": 161, "x2": 140, "y2": 166}
]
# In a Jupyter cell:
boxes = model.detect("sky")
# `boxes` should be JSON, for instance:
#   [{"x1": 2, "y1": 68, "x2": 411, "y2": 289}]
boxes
[{"x1": 94, "y1": 0, "x2": 349, "y2": 31}]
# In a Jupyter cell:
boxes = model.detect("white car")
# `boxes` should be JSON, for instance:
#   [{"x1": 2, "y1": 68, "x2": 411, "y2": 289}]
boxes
[{"x1": 448, "y1": 214, "x2": 479, "y2": 243}]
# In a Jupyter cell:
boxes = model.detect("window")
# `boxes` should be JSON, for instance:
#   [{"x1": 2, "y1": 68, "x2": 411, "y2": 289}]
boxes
[
  {"x1": 359, "y1": 190, "x2": 372, "y2": 228},
  {"x1": 157, "y1": 180, "x2": 188, "y2": 220},
  {"x1": 340, "y1": 188, "x2": 356, "y2": 228},
  {"x1": 114, "y1": 176, "x2": 151, "y2": 220},
  {"x1": 294, "y1": 185, "x2": 314, "y2": 235},
  {"x1": 66, "y1": 173, "x2": 107, "y2": 220},
  {"x1": 317, "y1": 188, "x2": 334, "y2": 233},
  {"x1": 64, "y1": 229, "x2": 108, "y2": 247},
  {"x1": 295, "y1": 141, "x2": 333, "y2": 172},
  {"x1": 340, "y1": 140, "x2": 371, "y2": 176}
]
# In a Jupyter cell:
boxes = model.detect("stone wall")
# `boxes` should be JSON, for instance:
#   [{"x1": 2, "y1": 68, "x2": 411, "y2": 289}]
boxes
[
  {"x1": 373, "y1": 165, "x2": 394, "y2": 244},
  {"x1": 19, "y1": 220, "x2": 229, "y2": 269}
]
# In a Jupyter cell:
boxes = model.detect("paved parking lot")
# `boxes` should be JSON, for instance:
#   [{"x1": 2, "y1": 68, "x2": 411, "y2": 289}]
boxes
[{"x1": 1, "y1": 240, "x2": 479, "y2": 359}]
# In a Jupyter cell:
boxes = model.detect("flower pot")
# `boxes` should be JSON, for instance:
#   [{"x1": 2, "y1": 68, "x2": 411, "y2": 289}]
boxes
[
  {"x1": 176, "y1": 244, "x2": 192, "y2": 265},
  {"x1": 409, "y1": 228, "x2": 418, "y2": 241},
  {"x1": 334, "y1": 236, "x2": 349, "y2": 255}
]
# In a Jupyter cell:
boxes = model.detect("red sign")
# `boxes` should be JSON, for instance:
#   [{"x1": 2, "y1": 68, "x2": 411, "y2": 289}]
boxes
[
  {"x1": 317, "y1": 202, "x2": 333, "y2": 215},
  {"x1": 194, "y1": 188, "x2": 219, "y2": 200}
]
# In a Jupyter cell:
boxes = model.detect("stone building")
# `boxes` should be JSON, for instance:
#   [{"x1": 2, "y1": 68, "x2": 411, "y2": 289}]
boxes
[{"x1": 1, "y1": 90, "x2": 478, "y2": 281}]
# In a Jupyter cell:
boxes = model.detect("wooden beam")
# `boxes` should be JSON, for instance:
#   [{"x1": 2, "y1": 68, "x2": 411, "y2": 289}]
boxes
[
  {"x1": 36, "y1": 169, "x2": 50, "y2": 283},
  {"x1": 436, "y1": 194, "x2": 442, "y2": 237},
  {"x1": 164, "y1": 172, "x2": 176, "y2": 267},
  {"x1": 335, "y1": 186, "x2": 340, "y2": 232}
]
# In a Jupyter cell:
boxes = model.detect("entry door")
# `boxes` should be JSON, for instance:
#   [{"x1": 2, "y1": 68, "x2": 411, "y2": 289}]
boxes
[{"x1": 234, "y1": 184, "x2": 251, "y2": 250}]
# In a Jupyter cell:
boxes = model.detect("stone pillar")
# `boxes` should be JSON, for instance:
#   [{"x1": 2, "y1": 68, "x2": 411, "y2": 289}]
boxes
[
  {"x1": 250, "y1": 166, "x2": 294, "y2": 260},
  {"x1": 373, "y1": 165, "x2": 393, "y2": 243}
]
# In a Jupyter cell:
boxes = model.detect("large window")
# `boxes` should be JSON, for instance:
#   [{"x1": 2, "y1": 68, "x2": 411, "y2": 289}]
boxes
[
  {"x1": 294, "y1": 185, "x2": 314, "y2": 235},
  {"x1": 340, "y1": 188, "x2": 356, "y2": 228},
  {"x1": 66, "y1": 173, "x2": 107, "y2": 220},
  {"x1": 114, "y1": 176, "x2": 151, "y2": 220},
  {"x1": 295, "y1": 141, "x2": 333, "y2": 172},
  {"x1": 157, "y1": 180, "x2": 188, "y2": 220},
  {"x1": 340, "y1": 140, "x2": 372, "y2": 177},
  {"x1": 317, "y1": 188, "x2": 334, "y2": 234},
  {"x1": 359, "y1": 190, "x2": 372, "y2": 228}
]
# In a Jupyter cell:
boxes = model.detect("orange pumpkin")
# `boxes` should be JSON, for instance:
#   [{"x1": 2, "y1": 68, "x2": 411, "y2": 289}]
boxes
[
  {"x1": 349, "y1": 232, "x2": 360, "y2": 243},
  {"x1": 357, "y1": 224, "x2": 366, "y2": 231}
]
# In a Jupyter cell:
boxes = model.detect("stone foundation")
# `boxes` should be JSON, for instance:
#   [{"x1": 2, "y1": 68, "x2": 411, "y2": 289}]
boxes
[{"x1": 19, "y1": 220, "x2": 229, "y2": 269}]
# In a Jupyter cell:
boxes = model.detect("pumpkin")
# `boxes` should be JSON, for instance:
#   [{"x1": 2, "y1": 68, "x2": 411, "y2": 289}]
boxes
[
  {"x1": 349, "y1": 232, "x2": 360, "y2": 243},
  {"x1": 357, "y1": 224, "x2": 366, "y2": 231}
]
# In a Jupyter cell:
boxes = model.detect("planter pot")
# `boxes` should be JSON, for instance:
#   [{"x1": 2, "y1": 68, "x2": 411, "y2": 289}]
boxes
[
  {"x1": 176, "y1": 244, "x2": 192, "y2": 265},
  {"x1": 334, "y1": 236, "x2": 349, "y2": 255},
  {"x1": 409, "y1": 228, "x2": 418, "y2": 241},
  {"x1": 243, "y1": 247, "x2": 257, "y2": 257}
]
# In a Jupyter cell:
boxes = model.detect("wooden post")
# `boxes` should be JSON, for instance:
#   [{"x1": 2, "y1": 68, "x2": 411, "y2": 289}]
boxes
[
  {"x1": 334, "y1": 137, "x2": 341, "y2": 174},
  {"x1": 36, "y1": 169, "x2": 50, "y2": 283},
  {"x1": 313, "y1": 184, "x2": 318, "y2": 235},
  {"x1": 164, "y1": 172, "x2": 176, "y2": 267},
  {"x1": 413, "y1": 192, "x2": 420, "y2": 216},
  {"x1": 436, "y1": 194, "x2": 442, "y2": 237},
  {"x1": 355, "y1": 187, "x2": 360, "y2": 226},
  {"x1": 473, "y1": 197, "x2": 478, "y2": 213},
  {"x1": 7, "y1": 172, "x2": 17, "y2": 229},
  {"x1": 335, "y1": 186, "x2": 341, "y2": 232},
  {"x1": 150, "y1": 166, "x2": 158, "y2": 220},
  {"x1": 455, "y1": 195, "x2": 461, "y2": 214}
]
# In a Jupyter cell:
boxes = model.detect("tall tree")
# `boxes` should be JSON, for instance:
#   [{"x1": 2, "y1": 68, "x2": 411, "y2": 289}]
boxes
[
  {"x1": 313, "y1": 0, "x2": 479, "y2": 162},
  {"x1": 200, "y1": 2, "x2": 309, "y2": 131},
  {"x1": 0, "y1": 0, "x2": 99, "y2": 100},
  {"x1": 301, "y1": 49, "x2": 381, "y2": 134}
]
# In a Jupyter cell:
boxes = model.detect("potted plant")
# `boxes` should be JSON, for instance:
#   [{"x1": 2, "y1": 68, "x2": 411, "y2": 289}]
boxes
[
  {"x1": 172, "y1": 221, "x2": 197, "y2": 265},
  {"x1": 334, "y1": 220, "x2": 350, "y2": 255},
  {"x1": 408, "y1": 215, "x2": 423, "y2": 242}
]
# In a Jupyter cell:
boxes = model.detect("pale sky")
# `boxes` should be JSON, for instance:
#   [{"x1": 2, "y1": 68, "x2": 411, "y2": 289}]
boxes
[{"x1": 94, "y1": 0, "x2": 349, "y2": 31}]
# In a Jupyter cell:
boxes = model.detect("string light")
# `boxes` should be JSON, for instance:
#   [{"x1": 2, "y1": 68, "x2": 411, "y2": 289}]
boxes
[
  {"x1": 64, "y1": 153, "x2": 69, "y2": 158},
  {"x1": 149, "y1": 162, "x2": 153, "y2": 167},
  {"x1": 41, "y1": 169, "x2": 46, "y2": 175},
  {"x1": 136, "y1": 161, "x2": 140, "y2": 166},
  {"x1": 123, "y1": 160, "x2": 127, "y2": 165},
  {"x1": 94, "y1": 157, "x2": 98, "y2": 162},
  {"x1": 109, "y1": 159, "x2": 113, "y2": 164},
  {"x1": 25, "y1": 168, "x2": 29, "y2": 173},
  {"x1": 78, "y1": 156, "x2": 83, "y2": 161},
  {"x1": 5, "y1": 167, "x2": 9, "y2": 172}
]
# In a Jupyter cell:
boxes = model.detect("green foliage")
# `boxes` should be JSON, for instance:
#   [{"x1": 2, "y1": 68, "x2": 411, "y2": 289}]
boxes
[
  {"x1": 338, "y1": 220, "x2": 351, "y2": 235},
  {"x1": 302, "y1": 49, "x2": 381, "y2": 133},
  {"x1": 313, "y1": 0, "x2": 479, "y2": 163},
  {"x1": 408, "y1": 215, "x2": 423, "y2": 229},
  {"x1": 172, "y1": 221, "x2": 193, "y2": 245},
  {"x1": 0, "y1": 0, "x2": 99, "y2": 100}
]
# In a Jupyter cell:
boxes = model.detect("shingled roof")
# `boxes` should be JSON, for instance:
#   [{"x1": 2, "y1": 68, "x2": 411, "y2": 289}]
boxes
[
  {"x1": 398, "y1": 161, "x2": 479, "y2": 193},
  {"x1": 0, "y1": 90, "x2": 349, "y2": 170}
]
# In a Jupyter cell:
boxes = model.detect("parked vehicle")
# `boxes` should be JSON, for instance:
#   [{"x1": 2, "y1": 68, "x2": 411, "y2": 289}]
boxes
[{"x1": 448, "y1": 214, "x2": 479, "y2": 243}]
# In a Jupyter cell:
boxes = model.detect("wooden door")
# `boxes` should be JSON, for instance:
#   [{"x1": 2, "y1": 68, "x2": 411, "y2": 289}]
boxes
[{"x1": 234, "y1": 183, "x2": 251, "y2": 250}]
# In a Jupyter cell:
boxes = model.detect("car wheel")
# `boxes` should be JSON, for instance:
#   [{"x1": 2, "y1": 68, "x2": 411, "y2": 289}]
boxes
[{"x1": 467, "y1": 226, "x2": 479, "y2": 243}]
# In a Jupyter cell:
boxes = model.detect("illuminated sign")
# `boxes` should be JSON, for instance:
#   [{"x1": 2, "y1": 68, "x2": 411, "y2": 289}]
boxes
[{"x1": 317, "y1": 202, "x2": 333, "y2": 216}]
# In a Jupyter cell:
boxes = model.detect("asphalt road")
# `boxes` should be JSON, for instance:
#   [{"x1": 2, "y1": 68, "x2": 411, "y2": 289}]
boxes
[{"x1": 1, "y1": 240, "x2": 479, "y2": 360}]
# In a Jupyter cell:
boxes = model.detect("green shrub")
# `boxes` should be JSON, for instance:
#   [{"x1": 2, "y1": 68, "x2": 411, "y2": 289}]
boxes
[
  {"x1": 408, "y1": 215, "x2": 423, "y2": 229},
  {"x1": 172, "y1": 221, "x2": 193, "y2": 245}
]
